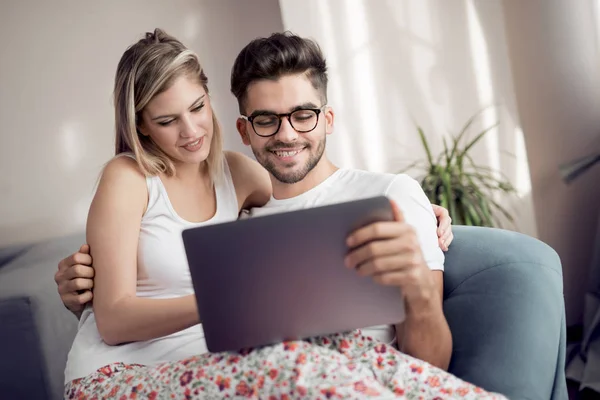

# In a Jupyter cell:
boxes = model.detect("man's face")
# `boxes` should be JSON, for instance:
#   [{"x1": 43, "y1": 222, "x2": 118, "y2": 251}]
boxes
[{"x1": 236, "y1": 74, "x2": 334, "y2": 184}]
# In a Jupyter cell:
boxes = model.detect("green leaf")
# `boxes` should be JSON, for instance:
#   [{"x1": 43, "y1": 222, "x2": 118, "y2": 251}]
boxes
[
  {"x1": 471, "y1": 192, "x2": 493, "y2": 227},
  {"x1": 449, "y1": 111, "x2": 480, "y2": 161},
  {"x1": 464, "y1": 154, "x2": 515, "y2": 184},
  {"x1": 439, "y1": 190, "x2": 449, "y2": 211},
  {"x1": 467, "y1": 174, "x2": 515, "y2": 195},
  {"x1": 488, "y1": 198, "x2": 515, "y2": 222},
  {"x1": 462, "y1": 174, "x2": 501, "y2": 227},
  {"x1": 464, "y1": 211, "x2": 473, "y2": 226},
  {"x1": 417, "y1": 126, "x2": 434, "y2": 166},
  {"x1": 466, "y1": 202, "x2": 482, "y2": 226},
  {"x1": 421, "y1": 175, "x2": 440, "y2": 203},
  {"x1": 470, "y1": 190, "x2": 491, "y2": 217},
  {"x1": 440, "y1": 168, "x2": 455, "y2": 219},
  {"x1": 442, "y1": 136, "x2": 452, "y2": 166},
  {"x1": 459, "y1": 121, "x2": 500, "y2": 159},
  {"x1": 398, "y1": 160, "x2": 425, "y2": 174},
  {"x1": 448, "y1": 105, "x2": 496, "y2": 161}
]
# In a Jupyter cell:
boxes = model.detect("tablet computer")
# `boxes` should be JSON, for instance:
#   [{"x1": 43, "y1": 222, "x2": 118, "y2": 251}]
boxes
[{"x1": 182, "y1": 195, "x2": 405, "y2": 352}]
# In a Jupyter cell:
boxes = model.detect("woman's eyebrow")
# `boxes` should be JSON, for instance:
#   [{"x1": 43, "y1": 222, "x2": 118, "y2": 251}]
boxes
[{"x1": 151, "y1": 95, "x2": 206, "y2": 120}]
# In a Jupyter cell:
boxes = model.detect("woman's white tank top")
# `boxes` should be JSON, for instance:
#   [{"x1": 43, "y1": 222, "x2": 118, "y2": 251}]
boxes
[{"x1": 64, "y1": 155, "x2": 239, "y2": 383}]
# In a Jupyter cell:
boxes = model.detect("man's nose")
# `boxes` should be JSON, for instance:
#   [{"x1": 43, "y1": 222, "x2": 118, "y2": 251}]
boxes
[{"x1": 273, "y1": 117, "x2": 299, "y2": 142}]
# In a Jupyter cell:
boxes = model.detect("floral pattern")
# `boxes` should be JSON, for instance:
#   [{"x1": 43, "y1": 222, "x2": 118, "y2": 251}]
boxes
[{"x1": 65, "y1": 330, "x2": 507, "y2": 399}]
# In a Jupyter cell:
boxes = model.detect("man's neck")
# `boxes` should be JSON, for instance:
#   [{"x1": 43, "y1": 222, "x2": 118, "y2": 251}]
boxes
[{"x1": 271, "y1": 158, "x2": 338, "y2": 200}]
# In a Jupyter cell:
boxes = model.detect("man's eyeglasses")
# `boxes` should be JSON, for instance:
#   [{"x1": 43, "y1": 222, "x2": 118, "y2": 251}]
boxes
[{"x1": 240, "y1": 106, "x2": 326, "y2": 137}]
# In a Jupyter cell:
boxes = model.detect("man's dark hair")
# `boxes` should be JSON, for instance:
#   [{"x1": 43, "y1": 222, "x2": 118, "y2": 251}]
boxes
[{"x1": 230, "y1": 31, "x2": 328, "y2": 113}]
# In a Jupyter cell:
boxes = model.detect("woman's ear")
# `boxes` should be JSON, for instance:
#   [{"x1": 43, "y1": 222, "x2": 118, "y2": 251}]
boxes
[
  {"x1": 136, "y1": 112, "x2": 150, "y2": 137},
  {"x1": 236, "y1": 118, "x2": 251, "y2": 146},
  {"x1": 137, "y1": 121, "x2": 149, "y2": 137}
]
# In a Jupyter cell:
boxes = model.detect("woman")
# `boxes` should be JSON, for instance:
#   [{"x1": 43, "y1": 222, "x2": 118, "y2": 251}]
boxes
[
  {"x1": 65, "y1": 29, "x2": 505, "y2": 399},
  {"x1": 64, "y1": 28, "x2": 271, "y2": 396}
]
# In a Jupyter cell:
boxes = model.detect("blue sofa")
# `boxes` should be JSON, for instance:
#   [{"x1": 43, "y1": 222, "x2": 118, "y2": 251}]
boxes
[{"x1": 0, "y1": 226, "x2": 567, "y2": 399}]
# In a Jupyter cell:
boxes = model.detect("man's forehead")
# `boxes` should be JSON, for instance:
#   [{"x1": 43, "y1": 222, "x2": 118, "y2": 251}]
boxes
[{"x1": 244, "y1": 74, "x2": 320, "y2": 113}]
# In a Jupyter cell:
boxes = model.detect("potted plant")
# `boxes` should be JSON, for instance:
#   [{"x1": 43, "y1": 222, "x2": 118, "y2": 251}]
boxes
[{"x1": 402, "y1": 111, "x2": 516, "y2": 227}]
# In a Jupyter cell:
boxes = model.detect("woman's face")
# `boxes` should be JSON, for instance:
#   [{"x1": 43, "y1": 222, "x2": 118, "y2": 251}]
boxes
[{"x1": 138, "y1": 75, "x2": 214, "y2": 168}]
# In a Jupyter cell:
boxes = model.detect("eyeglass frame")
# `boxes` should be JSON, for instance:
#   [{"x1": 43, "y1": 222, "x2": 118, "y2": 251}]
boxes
[{"x1": 240, "y1": 105, "x2": 327, "y2": 138}]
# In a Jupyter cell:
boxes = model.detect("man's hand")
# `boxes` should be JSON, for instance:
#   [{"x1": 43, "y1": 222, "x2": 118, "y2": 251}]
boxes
[
  {"x1": 345, "y1": 200, "x2": 437, "y2": 306},
  {"x1": 344, "y1": 199, "x2": 452, "y2": 369},
  {"x1": 54, "y1": 244, "x2": 95, "y2": 318},
  {"x1": 432, "y1": 204, "x2": 453, "y2": 251}
]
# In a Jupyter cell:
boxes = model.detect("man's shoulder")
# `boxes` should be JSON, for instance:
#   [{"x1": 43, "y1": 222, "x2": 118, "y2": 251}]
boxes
[{"x1": 337, "y1": 168, "x2": 420, "y2": 194}]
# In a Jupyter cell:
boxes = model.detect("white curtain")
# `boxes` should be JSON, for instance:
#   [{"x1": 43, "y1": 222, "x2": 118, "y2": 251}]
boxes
[{"x1": 278, "y1": 0, "x2": 536, "y2": 237}]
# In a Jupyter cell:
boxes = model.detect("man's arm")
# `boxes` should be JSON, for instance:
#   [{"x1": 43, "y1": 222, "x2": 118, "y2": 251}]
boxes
[
  {"x1": 345, "y1": 176, "x2": 452, "y2": 369},
  {"x1": 394, "y1": 271, "x2": 452, "y2": 370},
  {"x1": 55, "y1": 244, "x2": 95, "y2": 319}
]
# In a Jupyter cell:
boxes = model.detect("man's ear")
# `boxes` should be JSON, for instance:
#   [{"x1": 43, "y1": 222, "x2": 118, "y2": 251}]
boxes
[
  {"x1": 324, "y1": 106, "x2": 334, "y2": 135},
  {"x1": 236, "y1": 118, "x2": 251, "y2": 146}
]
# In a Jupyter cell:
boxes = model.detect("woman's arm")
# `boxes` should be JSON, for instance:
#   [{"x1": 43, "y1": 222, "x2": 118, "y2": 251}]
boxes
[
  {"x1": 225, "y1": 151, "x2": 272, "y2": 211},
  {"x1": 89, "y1": 156, "x2": 199, "y2": 346}
]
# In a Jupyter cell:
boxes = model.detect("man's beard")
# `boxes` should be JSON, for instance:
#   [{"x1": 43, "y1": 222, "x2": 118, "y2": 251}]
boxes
[{"x1": 253, "y1": 136, "x2": 326, "y2": 184}]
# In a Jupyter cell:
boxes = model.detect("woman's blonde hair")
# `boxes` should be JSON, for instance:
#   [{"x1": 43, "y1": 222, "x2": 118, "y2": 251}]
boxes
[{"x1": 113, "y1": 28, "x2": 223, "y2": 182}]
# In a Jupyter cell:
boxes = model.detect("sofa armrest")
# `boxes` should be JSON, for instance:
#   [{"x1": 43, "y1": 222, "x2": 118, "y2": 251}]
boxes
[{"x1": 443, "y1": 225, "x2": 567, "y2": 400}]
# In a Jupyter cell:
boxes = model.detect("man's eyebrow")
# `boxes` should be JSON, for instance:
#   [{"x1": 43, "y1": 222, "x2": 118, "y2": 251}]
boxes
[
  {"x1": 248, "y1": 102, "x2": 319, "y2": 118},
  {"x1": 151, "y1": 95, "x2": 206, "y2": 121}
]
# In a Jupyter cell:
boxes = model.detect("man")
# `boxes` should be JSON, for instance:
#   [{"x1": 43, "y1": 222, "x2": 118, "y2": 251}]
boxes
[{"x1": 56, "y1": 32, "x2": 454, "y2": 370}]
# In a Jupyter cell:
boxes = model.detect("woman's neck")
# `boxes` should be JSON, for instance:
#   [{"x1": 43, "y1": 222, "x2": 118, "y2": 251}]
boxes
[{"x1": 171, "y1": 160, "x2": 209, "y2": 184}]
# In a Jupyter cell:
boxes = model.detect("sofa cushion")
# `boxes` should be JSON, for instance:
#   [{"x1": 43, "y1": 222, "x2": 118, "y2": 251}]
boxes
[
  {"x1": 0, "y1": 233, "x2": 84, "y2": 400},
  {"x1": 0, "y1": 297, "x2": 49, "y2": 399}
]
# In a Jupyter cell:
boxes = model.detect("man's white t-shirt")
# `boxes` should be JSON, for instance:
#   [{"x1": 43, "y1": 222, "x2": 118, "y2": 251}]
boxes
[{"x1": 241, "y1": 168, "x2": 444, "y2": 346}]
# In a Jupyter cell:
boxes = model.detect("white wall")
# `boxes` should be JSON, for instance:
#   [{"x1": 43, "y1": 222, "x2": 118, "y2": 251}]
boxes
[
  {"x1": 0, "y1": 0, "x2": 283, "y2": 247},
  {"x1": 503, "y1": 0, "x2": 600, "y2": 325}
]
